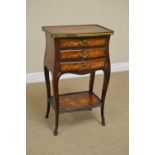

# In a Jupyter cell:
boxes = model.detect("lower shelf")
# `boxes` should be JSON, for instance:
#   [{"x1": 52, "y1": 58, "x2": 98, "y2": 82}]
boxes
[{"x1": 49, "y1": 91, "x2": 102, "y2": 113}]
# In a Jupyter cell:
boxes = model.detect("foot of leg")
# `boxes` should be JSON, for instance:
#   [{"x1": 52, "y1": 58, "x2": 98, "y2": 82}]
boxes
[
  {"x1": 53, "y1": 129, "x2": 58, "y2": 136},
  {"x1": 101, "y1": 118, "x2": 105, "y2": 126}
]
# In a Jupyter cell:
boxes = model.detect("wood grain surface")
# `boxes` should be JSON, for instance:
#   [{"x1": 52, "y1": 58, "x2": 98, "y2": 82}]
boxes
[
  {"x1": 51, "y1": 92, "x2": 101, "y2": 112},
  {"x1": 42, "y1": 25, "x2": 113, "y2": 38},
  {"x1": 60, "y1": 38, "x2": 107, "y2": 48},
  {"x1": 60, "y1": 48, "x2": 107, "y2": 60},
  {"x1": 60, "y1": 59, "x2": 107, "y2": 72}
]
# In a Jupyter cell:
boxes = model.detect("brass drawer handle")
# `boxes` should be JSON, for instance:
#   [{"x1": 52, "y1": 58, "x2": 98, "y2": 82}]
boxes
[
  {"x1": 79, "y1": 51, "x2": 88, "y2": 58},
  {"x1": 79, "y1": 40, "x2": 88, "y2": 46},
  {"x1": 82, "y1": 63, "x2": 88, "y2": 69}
]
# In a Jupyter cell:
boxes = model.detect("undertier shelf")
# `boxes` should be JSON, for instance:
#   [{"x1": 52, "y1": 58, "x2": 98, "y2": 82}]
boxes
[{"x1": 49, "y1": 91, "x2": 102, "y2": 113}]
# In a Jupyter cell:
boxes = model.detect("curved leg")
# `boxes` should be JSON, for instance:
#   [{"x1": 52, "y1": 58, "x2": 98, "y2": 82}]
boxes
[
  {"x1": 89, "y1": 71, "x2": 95, "y2": 110},
  {"x1": 89, "y1": 71, "x2": 95, "y2": 93},
  {"x1": 101, "y1": 67, "x2": 111, "y2": 126},
  {"x1": 44, "y1": 65, "x2": 51, "y2": 119},
  {"x1": 52, "y1": 74, "x2": 60, "y2": 136}
]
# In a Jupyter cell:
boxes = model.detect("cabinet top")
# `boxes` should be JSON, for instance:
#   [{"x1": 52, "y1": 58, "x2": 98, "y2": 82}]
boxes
[{"x1": 42, "y1": 24, "x2": 113, "y2": 38}]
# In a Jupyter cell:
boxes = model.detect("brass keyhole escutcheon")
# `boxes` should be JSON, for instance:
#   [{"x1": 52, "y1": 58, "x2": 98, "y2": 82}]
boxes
[
  {"x1": 82, "y1": 63, "x2": 88, "y2": 69},
  {"x1": 82, "y1": 51, "x2": 88, "y2": 58},
  {"x1": 79, "y1": 40, "x2": 88, "y2": 46},
  {"x1": 80, "y1": 51, "x2": 88, "y2": 58},
  {"x1": 83, "y1": 40, "x2": 88, "y2": 45}
]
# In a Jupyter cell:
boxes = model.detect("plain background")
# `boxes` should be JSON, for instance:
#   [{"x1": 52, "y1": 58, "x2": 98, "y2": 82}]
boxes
[
  {"x1": 1, "y1": 0, "x2": 155, "y2": 155},
  {"x1": 26, "y1": 0, "x2": 128, "y2": 73}
]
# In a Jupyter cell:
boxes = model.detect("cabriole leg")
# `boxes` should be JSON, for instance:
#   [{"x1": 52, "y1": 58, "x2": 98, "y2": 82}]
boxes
[
  {"x1": 89, "y1": 71, "x2": 95, "y2": 93},
  {"x1": 89, "y1": 71, "x2": 95, "y2": 110},
  {"x1": 101, "y1": 67, "x2": 110, "y2": 126},
  {"x1": 52, "y1": 74, "x2": 60, "y2": 136},
  {"x1": 44, "y1": 65, "x2": 51, "y2": 119}
]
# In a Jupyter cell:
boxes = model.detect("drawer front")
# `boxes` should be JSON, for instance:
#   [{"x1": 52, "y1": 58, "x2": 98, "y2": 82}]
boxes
[
  {"x1": 60, "y1": 59, "x2": 106, "y2": 72},
  {"x1": 60, "y1": 48, "x2": 107, "y2": 60},
  {"x1": 60, "y1": 38, "x2": 107, "y2": 48}
]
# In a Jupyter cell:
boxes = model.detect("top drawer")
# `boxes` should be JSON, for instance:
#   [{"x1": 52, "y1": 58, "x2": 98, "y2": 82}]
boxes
[{"x1": 59, "y1": 37, "x2": 108, "y2": 48}]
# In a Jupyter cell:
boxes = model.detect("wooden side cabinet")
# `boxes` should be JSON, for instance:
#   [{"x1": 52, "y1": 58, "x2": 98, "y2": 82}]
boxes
[{"x1": 42, "y1": 25, "x2": 114, "y2": 136}]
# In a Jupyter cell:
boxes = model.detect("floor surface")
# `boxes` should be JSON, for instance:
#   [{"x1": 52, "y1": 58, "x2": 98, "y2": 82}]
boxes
[{"x1": 26, "y1": 71, "x2": 129, "y2": 155}]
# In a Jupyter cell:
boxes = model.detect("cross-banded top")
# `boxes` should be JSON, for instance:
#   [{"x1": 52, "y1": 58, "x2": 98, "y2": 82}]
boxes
[{"x1": 42, "y1": 25, "x2": 113, "y2": 38}]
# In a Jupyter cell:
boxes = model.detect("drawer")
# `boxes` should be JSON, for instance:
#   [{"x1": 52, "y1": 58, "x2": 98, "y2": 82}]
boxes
[
  {"x1": 59, "y1": 38, "x2": 107, "y2": 48},
  {"x1": 60, "y1": 59, "x2": 107, "y2": 72},
  {"x1": 60, "y1": 48, "x2": 107, "y2": 60}
]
